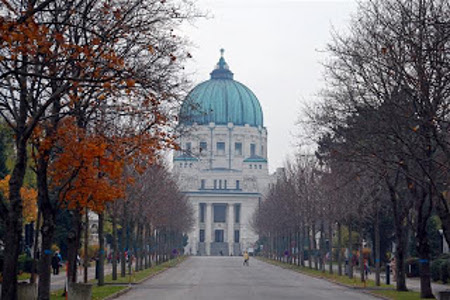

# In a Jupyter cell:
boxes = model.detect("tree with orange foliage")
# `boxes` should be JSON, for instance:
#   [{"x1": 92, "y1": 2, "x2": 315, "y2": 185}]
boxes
[
  {"x1": 1, "y1": 0, "x2": 197, "y2": 298},
  {"x1": 0, "y1": 175, "x2": 38, "y2": 224},
  {"x1": 48, "y1": 117, "x2": 126, "y2": 284}
]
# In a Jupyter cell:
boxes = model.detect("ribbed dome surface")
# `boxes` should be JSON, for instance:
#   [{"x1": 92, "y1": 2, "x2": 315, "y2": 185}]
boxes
[{"x1": 180, "y1": 51, "x2": 263, "y2": 127}]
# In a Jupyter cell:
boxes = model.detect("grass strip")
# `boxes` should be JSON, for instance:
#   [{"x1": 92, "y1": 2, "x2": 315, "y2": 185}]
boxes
[
  {"x1": 257, "y1": 257, "x2": 420, "y2": 300},
  {"x1": 371, "y1": 290, "x2": 422, "y2": 300},
  {"x1": 102, "y1": 257, "x2": 185, "y2": 285},
  {"x1": 17, "y1": 272, "x2": 31, "y2": 281},
  {"x1": 50, "y1": 285, "x2": 127, "y2": 300},
  {"x1": 50, "y1": 256, "x2": 186, "y2": 300}
]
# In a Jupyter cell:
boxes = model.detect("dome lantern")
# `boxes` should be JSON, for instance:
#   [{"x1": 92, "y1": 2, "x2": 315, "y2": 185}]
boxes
[{"x1": 210, "y1": 49, "x2": 234, "y2": 80}]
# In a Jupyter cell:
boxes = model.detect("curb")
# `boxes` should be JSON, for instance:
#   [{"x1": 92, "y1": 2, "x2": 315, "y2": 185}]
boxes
[
  {"x1": 135, "y1": 258, "x2": 188, "y2": 285},
  {"x1": 256, "y1": 257, "x2": 393, "y2": 300},
  {"x1": 364, "y1": 291, "x2": 392, "y2": 300},
  {"x1": 103, "y1": 286, "x2": 132, "y2": 300},
  {"x1": 135, "y1": 268, "x2": 167, "y2": 284}
]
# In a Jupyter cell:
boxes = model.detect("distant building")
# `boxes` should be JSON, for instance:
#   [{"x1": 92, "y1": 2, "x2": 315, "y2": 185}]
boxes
[
  {"x1": 175, "y1": 50, "x2": 270, "y2": 256},
  {"x1": 88, "y1": 211, "x2": 99, "y2": 245}
]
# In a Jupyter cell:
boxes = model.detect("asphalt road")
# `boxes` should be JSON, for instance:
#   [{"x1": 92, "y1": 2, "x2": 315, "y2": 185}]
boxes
[{"x1": 117, "y1": 256, "x2": 379, "y2": 300}]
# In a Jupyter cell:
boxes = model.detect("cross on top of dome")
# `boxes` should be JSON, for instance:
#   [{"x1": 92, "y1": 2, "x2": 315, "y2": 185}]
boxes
[{"x1": 210, "y1": 49, "x2": 234, "y2": 80}]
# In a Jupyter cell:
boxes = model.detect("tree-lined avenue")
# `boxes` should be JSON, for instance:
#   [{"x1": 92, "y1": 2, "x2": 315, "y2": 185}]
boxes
[{"x1": 117, "y1": 257, "x2": 378, "y2": 300}]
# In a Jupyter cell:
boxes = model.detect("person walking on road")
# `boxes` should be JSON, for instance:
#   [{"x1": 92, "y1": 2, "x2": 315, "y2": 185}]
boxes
[
  {"x1": 52, "y1": 253, "x2": 60, "y2": 275},
  {"x1": 243, "y1": 251, "x2": 250, "y2": 266}
]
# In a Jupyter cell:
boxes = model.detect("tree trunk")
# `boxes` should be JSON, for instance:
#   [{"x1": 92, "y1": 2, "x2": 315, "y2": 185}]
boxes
[
  {"x1": 395, "y1": 240, "x2": 407, "y2": 291},
  {"x1": 359, "y1": 223, "x2": 364, "y2": 282},
  {"x1": 129, "y1": 222, "x2": 135, "y2": 274},
  {"x1": 98, "y1": 213, "x2": 105, "y2": 286},
  {"x1": 270, "y1": 233, "x2": 274, "y2": 259},
  {"x1": 35, "y1": 97, "x2": 61, "y2": 299},
  {"x1": 288, "y1": 230, "x2": 292, "y2": 264},
  {"x1": 387, "y1": 180, "x2": 408, "y2": 291},
  {"x1": 418, "y1": 242, "x2": 433, "y2": 298},
  {"x1": 31, "y1": 210, "x2": 41, "y2": 284},
  {"x1": 67, "y1": 210, "x2": 82, "y2": 283},
  {"x1": 301, "y1": 224, "x2": 306, "y2": 267},
  {"x1": 436, "y1": 194, "x2": 450, "y2": 247},
  {"x1": 83, "y1": 211, "x2": 89, "y2": 283},
  {"x1": 328, "y1": 221, "x2": 333, "y2": 274},
  {"x1": 2, "y1": 208, "x2": 22, "y2": 300},
  {"x1": 393, "y1": 213, "x2": 408, "y2": 291},
  {"x1": 144, "y1": 225, "x2": 149, "y2": 269},
  {"x1": 136, "y1": 223, "x2": 142, "y2": 271},
  {"x1": 307, "y1": 226, "x2": 312, "y2": 268},
  {"x1": 155, "y1": 230, "x2": 159, "y2": 264},
  {"x1": 37, "y1": 157, "x2": 56, "y2": 300},
  {"x1": 141, "y1": 224, "x2": 145, "y2": 270},
  {"x1": 297, "y1": 230, "x2": 301, "y2": 266},
  {"x1": 121, "y1": 201, "x2": 127, "y2": 277},
  {"x1": 112, "y1": 205, "x2": 118, "y2": 280},
  {"x1": 134, "y1": 224, "x2": 139, "y2": 272},
  {"x1": 37, "y1": 210, "x2": 55, "y2": 300},
  {"x1": 348, "y1": 221, "x2": 353, "y2": 279},
  {"x1": 312, "y1": 223, "x2": 318, "y2": 270},
  {"x1": 416, "y1": 193, "x2": 433, "y2": 298},
  {"x1": 320, "y1": 221, "x2": 325, "y2": 272},
  {"x1": 2, "y1": 139, "x2": 27, "y2": 300},
  {"x1": 375, "y1": 208, "x2": 380, "y2": 286},
  {"x1": 140, "y1": 226, "x2": 144, "y2": 268},
  {"x1": 276, "y1": 233, "x2": 280, "y2": 261},
  {"x1": 337, "y1": 222, "x2": 342, "y2": 276},
  {"x1": 148, "y1": 225, "x2": 152, "y2": 267}
]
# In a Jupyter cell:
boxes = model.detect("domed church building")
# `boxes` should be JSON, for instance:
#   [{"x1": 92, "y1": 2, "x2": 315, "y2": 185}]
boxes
[{"x1": 175, "y1": 50, "x2": 270, "y2": 256}]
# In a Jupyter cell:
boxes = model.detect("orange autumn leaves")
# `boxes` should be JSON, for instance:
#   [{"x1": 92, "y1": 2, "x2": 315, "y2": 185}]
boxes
[
  {"x1": 0, "y1": 176, "x2": 37, "y2": 223},
  {"x1": 49, "y1": 118, "x2": 125, "y2": 213},
  {"x1": 0, "y1": 6, "x2": 127, "y2": 91},
  {"x1": 44, "y1": 116, "x2": 179, "y2": 214}
]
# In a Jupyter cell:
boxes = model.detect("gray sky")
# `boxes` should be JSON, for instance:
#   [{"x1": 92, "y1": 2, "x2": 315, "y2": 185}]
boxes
[{"x1": 183, "y1": 0, "x2": 358, "y2": 172}]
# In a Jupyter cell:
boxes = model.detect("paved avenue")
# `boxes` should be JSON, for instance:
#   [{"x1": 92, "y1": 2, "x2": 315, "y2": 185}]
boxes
[{"x1": 117, "y1": 256, "x2": 379, "y2": 300}]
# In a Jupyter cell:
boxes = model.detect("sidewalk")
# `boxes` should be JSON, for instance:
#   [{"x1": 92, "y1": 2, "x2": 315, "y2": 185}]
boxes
[
  {"x1": 50, "y1": 263, "x2": 114, "y2": 291},
  {"x1": 0, "y1": 264, "x2": 113, "y2": 299}
]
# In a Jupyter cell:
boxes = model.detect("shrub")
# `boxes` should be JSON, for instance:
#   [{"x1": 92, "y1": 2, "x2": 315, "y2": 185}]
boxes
[
  {"x1": 80, "y1": 244, "x2": 100, "y2": 261},
  {"x1": 18, "y1": 254, "x2": 33, "y2": 273},
  {"x1": 406, "y1": 257, "x2": 420, "y2": 278},
  {"x1": 362, "y1": 247, "x2": 371, "y2": 259},
  {"x1": 439, "y1": 253, "x2": 450, "y2": 260},
  {"x1": 431, "y1": 259, "x2": 444, "y2": 282},
  {"x1": 442, "y1": 260, "x2": 450, "y2": 284}
]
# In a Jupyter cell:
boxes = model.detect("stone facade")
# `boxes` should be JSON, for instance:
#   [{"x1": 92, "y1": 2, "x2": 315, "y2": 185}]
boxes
[{"x1": 175, "y1": 122, "x2": 270, "y2": 256}]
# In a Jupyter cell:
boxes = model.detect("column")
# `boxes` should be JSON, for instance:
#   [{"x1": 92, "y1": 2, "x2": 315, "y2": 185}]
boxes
[
  {"x1": 205, "y1": 203, "x2": 212, "y2": 255},
  {"x1": 190, "y1": 203, "x2": 200, "y2": 255},
  {"x1": 228, "y1": 204, "x2": 234, "y2": 255}
]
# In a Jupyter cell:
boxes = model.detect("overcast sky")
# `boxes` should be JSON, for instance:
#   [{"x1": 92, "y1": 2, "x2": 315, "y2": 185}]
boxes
[{"x1": 182, "y1": 0, "x2": 358, "y2": 172}]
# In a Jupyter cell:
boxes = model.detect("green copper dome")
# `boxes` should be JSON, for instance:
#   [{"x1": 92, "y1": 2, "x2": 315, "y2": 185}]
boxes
[{"x1": 180, "y1": 50, "x2": 263, "y2": 127}]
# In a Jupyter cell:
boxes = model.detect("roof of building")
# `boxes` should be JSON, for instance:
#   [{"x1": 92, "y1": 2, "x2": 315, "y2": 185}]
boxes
[
  {"x1": 179, "y1": 49, "x2": 264, "y2": 127},
  {"x1": 243, "y1": 155, "x2": 268, "y2": 163},
  {"x1": 182, "y1": 190, "x2": 262, "y2": 197},
  {"x1": 173, "y1": 154, "x2": 199, "y2": 162}
]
